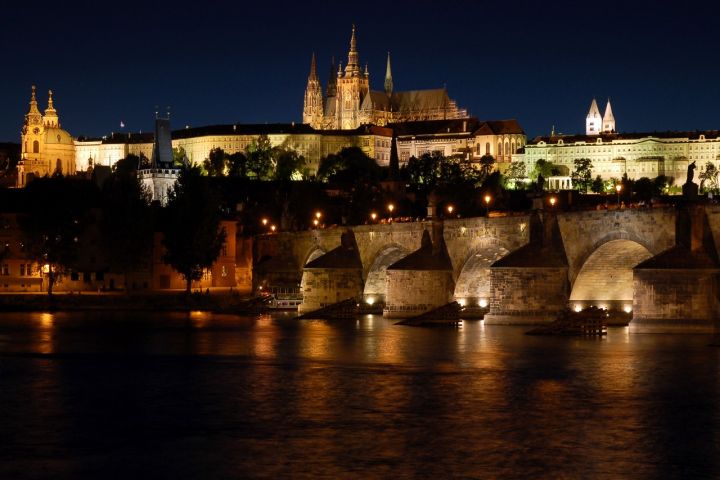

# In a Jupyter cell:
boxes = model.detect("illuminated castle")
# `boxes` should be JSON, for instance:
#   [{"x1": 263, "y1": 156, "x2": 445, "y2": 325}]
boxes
[{"x1": 303, "y1": 25, "x2": 468, "y2": 130}]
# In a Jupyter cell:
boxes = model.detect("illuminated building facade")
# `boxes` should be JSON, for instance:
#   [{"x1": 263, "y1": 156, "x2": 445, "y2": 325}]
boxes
[
  {"x1": 303, "y1": 26, "x2": 468, "y2": 130},
  {"x1": 516, "y1": 100, "x2": 720, "y2": 185},
  {"x1": 393, "y1": 118, "x2": 525, "y2": 166},
  {"x1": 18, "y1": 86, "x2": 75, "y2": 187}
]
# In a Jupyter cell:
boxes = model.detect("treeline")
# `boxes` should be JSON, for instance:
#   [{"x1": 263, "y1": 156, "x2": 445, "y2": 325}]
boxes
[{"x1": 7, "y1": 165, "x2": 225, "y2": 295}]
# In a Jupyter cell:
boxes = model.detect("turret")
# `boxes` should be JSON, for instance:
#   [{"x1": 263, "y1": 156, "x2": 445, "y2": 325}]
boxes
[
  {"x1": 602, "y1": 99, "x2": 616, "y2": 133},
  {"x1": 23, "y1": 85, "x2": 42, "y2": 132},
  {"x1": 384, "y1": 52, "x2": 394, "y2": 96},
  {"x1": 43, "y1": 89, "x2": 60, "y2": 128},
  {"x1": 585, "y1": 98, "x2": 601, "y2": 135}
]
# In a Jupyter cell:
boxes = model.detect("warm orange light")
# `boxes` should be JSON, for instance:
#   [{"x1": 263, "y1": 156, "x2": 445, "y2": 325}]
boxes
[
  {"x1": 313, "y1": 219, "x2": 319, "y2": 227},
  {"x1": 270, "y1": 225, "x2": 276, "y2": 232},
  {"x1": 616, "y1": 184, "x2": 622, "y2": 193},
  {"x1": 484, "y1": 194, "x2": 491, "y2": 205},
  {"x1": 370, "y1": 212, "x2": 377, "y2": 221},
  {"x1": 447, "y1": 205, "x2": 454, "y2": 214},
  {"x1": 261, "y1": 218, "x2": 268, "y2": 226},
  {"x1": 387, "y1": 203, "x2": 395, "y2": 213},
  {"x1": 549, "y1": 196, "x2": 557, "y2": 206},
  {"x1": 315, "y1": 211, "x2": 322, "y2": 220}
]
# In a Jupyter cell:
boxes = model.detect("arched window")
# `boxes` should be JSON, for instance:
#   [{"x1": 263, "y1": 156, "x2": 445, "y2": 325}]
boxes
[
  {"x1": 476, "y1": 144, "x2": 480, "y2": 155},
  {"x1": 505, "y1": 141, "x2": 509, "y2": 157},
  {"x1": 511, "y1": 141, "x2": 515, "y2": 154},
  {"x1": 498, "y1": 142, "x2": 502, "y2": 156},
  {"x1": 486, "y1": 142, "x2": 490, "y2": 155},
  {"x1": 33, "y1": 140, "x2": 39, "y2": 154}
]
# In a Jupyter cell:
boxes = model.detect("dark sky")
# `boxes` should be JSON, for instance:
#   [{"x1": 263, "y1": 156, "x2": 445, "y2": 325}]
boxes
[{"x1": 2, "y1": 0, "x2": 719, "y2": 142}]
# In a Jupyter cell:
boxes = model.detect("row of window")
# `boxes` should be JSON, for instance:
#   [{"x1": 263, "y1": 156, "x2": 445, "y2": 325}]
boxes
[{"x1": 1, "y1": 264, "x2": 38, "y2": 276}]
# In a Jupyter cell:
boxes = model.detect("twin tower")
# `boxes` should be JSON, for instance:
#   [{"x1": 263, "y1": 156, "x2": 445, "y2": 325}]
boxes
[{"x1": 586, "y1": 98, "x2": 615, "y2": 135}]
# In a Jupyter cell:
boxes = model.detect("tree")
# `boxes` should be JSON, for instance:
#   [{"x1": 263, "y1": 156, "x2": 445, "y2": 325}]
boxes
[
  {"x1": 203, "y1": 147, "x2": 228, "y2": 176},
  {"x1": 406, "y1": 152, "x2": 442, "y2": 192},
  {"x1": 113, "y1": 154, "x2": 140, "y2": 176},
  {"x1": 228, "y1": 151, "x2": 248, "y2": 178},
  {"x1": 699, "y1": 162, "x2": 718, "y2": 193},
  {"x1": 18, "y1": 177, "x2": 93, "y2": 295},
  {"x1": 246, "y1": 134, "x2": 274, "y2": 180},
  {"x1": 160, "y1": 165, "x2": 227, "y2": 294},
  {"x1": 317, "y1": 147, "x2": 381, "y2": 183},
  {"x1": 571, "y1": 158, "x2": 593, "y2": 192},
  {"x1": 504, "y1": 161, "x2": 527, "y2": 189},
  {"x1": 591, "y1": 175, "x2": 604, "y2": 194},
  {"x1": 632, "y1": 177, "x2": 660, "y2": 202},
  {"x1": 478, "y1": 154, "x2": 495, "y2": 178},
  {"x1": 273, "y1": 147, "x2": 306, "y2": 181},
  {"x1": 530, "y1": 159, "x2": 556, "y2": 181},
  {"x1": 100, "y1": 166, "x2": 153, "y2": 290},
  {"x1": 173, "y1": 147, "x2": 188, "y2": 167}
]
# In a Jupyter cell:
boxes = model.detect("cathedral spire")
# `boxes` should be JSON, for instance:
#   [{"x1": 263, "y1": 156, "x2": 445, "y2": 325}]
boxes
[
  {"x1": 384, "y1": 52, "x2": 393, "y2": 96},
  {"x1": 602, "y1": 98, "x2": 616, "y2": 133},
  {"x1": 345, "y1": 24, "x2": 359, "y2": 75},
  {"x1": 25, "y1": 85, "x2": 42, "y2": 127},
  {"x1": 308, "y1": 52, "x2": 318, "y2": 81}
]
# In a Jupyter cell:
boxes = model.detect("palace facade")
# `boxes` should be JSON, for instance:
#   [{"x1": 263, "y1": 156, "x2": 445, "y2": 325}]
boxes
[
  {"x1": 303, "y1": 26, "x2": 467, "y2": 130},
  {"x1": 514, "y1": 99, "x2": 720, "y2": 185}
]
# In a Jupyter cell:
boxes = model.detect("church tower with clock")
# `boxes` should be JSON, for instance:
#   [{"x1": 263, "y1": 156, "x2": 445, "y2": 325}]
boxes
[{"x1": 18, "y1": 86, "x2": 76, "y2": 186}]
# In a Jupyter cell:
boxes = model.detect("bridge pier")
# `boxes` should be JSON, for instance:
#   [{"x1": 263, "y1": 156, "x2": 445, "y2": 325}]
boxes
[
  {"x1": 384, "y1": 223, "x2": 455, "y2": 319},
  {"x1": 631, "y1": 204, "x2": 720, "y2": 333},
  {"x1": 484, "y1": 210, "x2": 569, "y2": 325},
  {"x1": 297, "y1": 230, "x2": 364, "y2": 315}
]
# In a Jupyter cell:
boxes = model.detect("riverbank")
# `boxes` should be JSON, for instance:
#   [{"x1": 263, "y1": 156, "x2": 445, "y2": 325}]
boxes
[{"x1": 0, "y1": 291, "x2": 262, "y2": 313}]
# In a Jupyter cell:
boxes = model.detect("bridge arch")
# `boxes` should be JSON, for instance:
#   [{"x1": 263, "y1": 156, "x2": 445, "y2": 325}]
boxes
[
  {"x1": 569, "y1": 238, "x2": 653, "y2": 313},
  {"x1": 453, "y1": 241, "x2": 510, "y2": 307},
  {"x1": 362, "y1": 244, "x2": 409, "y2": 305},
  {"x1": 302, "y1": 247, "x2": 326, "y2": 267}
]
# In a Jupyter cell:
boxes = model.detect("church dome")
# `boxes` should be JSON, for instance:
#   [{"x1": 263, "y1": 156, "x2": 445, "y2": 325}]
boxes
[{"x1": 43, "y1": 126, "x2": 74, "y2": 145}]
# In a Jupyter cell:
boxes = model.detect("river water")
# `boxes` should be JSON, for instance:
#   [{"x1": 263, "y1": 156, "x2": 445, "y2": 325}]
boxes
[{"x1": 1, "y1": 311, "x2": 719, "y2": 479}]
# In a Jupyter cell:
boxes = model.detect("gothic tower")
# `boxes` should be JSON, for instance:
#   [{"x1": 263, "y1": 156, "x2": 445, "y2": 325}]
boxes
[
  {"x1": 602, "y1": 98, "x2": 616, "y2": 133},
  {"x1": 336, "y1": 25, "x2": 369, "y2": 129},
  {"x1": 302, "y1": 53, "x2": 324, "y2": 129},
  {"x1": 586, "y1": 98, "x2": 602, "y2": 135}
]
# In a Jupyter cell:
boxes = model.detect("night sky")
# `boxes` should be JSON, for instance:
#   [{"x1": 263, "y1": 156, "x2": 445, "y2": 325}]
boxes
[{"x1": 2, "y1": 0, "x2": 719, "y2": 142}]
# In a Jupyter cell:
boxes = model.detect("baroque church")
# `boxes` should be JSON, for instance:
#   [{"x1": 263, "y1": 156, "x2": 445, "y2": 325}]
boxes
[
  {"x1": 303, "y1": 25, "x2": 467, "y2": 130},
  {"x1": 18, "y1": 86, "x2": 76, "y2": 186}
]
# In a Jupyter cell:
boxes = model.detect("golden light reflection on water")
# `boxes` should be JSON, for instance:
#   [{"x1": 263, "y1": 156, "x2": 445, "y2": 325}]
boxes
[
  {"x1": 189, "y1": 310, "x2": 210, "y2": 329},
  {"x1": 35, "y1": 312, "x2": 55, "y2": 354}
]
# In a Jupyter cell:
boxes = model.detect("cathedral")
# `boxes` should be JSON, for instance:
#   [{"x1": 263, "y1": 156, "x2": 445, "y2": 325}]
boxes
[{"x1": 303, "y1": 25, "x2": 467, "y2": 130}]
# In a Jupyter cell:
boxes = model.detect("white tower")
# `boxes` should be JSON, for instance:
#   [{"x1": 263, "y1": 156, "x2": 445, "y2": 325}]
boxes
[
  {"x1": 602, "y1": 99, "x2": 616, "y2": 133},
  {"x1": 586, "y1": 98, "x2": 602, "y2": 135}
]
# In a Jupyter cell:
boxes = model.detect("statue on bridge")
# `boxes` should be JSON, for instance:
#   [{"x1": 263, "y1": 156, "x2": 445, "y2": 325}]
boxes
[
  {"x1": 536, "y1": 173, "x2": 545, "y2": 193},
  {"x1": 687, "y1": 161, "x2": 696, "y2": 184}
]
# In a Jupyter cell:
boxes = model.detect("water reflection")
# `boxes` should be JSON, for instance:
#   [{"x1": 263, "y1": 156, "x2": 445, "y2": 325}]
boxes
[{"x1": 0, "y1": 311, "x2": 719, "y2": 478}]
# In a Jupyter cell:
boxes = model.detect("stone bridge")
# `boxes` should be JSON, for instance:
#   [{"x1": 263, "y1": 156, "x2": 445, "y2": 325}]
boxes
[{"x1": 254, "y1": 205, "x2": 720, "y2": 333}]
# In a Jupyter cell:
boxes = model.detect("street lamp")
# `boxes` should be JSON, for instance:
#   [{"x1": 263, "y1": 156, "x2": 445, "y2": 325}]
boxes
[
  {"x1": 387, "y1": 203, "x2": 395, "y2": 218},
  {"x1": 616, "y1": 184, "x2": 622, "y2": 206},
  {"x1": 261, "y1": 218, "x2": 268, "y2": 227},
  {"x1": 370, "y1": 212, "x2": 377, "y2": 222},
  {"x1": 313, "y1": 219, "x2": 319, "y2": 228},
  {"x1": 447, "y1": 205, "x2": 454, "y2": 217},
  {"x1": 484, "y1": 194, "x2": 492, "y2": 216},
  {"x1": 270, "y1": 225, "x2": 277, "y2": 233},
  {"x1": 549, "y1": 196, "x2": 557, "y2": 207},
  {"x1": 315, "y1": 211, "x2": 322, "y2": 221}
]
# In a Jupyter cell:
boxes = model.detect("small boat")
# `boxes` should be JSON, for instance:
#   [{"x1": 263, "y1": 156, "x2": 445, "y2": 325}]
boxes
[{"x1": 263, "y1": 286, "x2": 303, "y2": 310}]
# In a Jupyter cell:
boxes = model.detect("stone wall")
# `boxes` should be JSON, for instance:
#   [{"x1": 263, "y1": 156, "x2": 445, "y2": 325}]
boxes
[
  {"x1": 298, "y1": 268, "x2": 363, "y2": 314},
  {"x1": 632, "y1": 269, "x2": 719, "y2": 333},
  {"x1": 484, "y1": 267, "x2": 569, "y2": 325},
  {"x1": 384, "y1": 270, "x2": 454, "y2": 318}
]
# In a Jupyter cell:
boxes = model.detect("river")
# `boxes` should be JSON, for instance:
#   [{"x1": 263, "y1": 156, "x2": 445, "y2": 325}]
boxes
[{"x1": 1, "y1": 311, "x2": 719, "y2": 479}]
